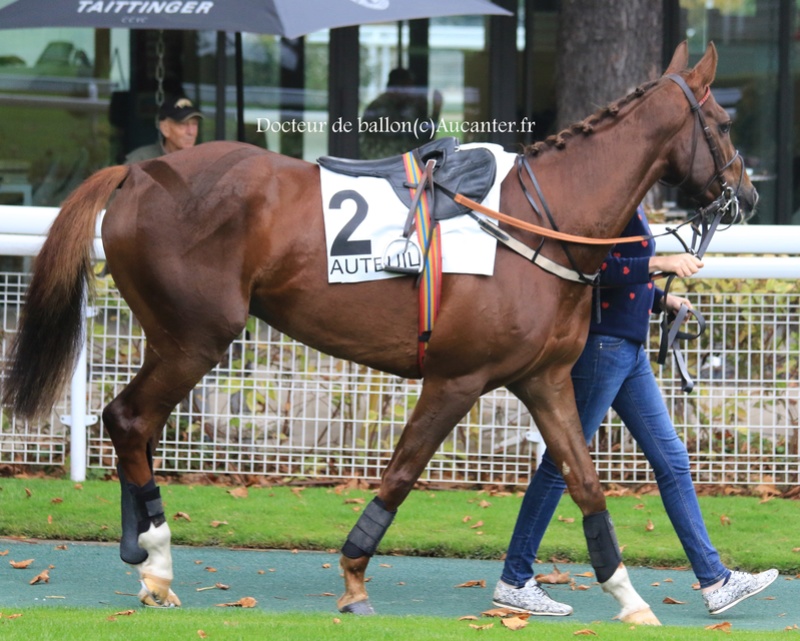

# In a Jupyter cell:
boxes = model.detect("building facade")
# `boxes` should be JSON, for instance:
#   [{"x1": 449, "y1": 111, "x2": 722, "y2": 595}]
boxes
[{"x1": 0, "y1": 0, "x2": 797, "y2": 223}]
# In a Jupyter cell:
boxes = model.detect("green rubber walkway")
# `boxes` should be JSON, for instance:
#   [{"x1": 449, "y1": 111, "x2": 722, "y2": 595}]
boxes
[{"x1": 0, "y1": 537, "x2": 794, "y2": 631}]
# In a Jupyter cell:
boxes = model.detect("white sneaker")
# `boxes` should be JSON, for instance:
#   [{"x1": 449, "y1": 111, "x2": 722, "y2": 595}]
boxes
[
  {"x1": 703, "y1": 569, "x2": 779, "y2": 615},
  {"x1": 492, "y1": 579, "x2": 573, "y2": 616}
]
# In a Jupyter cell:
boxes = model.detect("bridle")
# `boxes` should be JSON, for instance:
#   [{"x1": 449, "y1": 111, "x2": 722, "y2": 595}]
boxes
[
  {"x1": 662, "y1": 73, "x2": 745, "y2": 224},
  {"x1": 656, "y1": 73, "x2": 748, "y2": 392},
  {"x1": 456, "y1": 73, "x2": 749, "y2": 392}
]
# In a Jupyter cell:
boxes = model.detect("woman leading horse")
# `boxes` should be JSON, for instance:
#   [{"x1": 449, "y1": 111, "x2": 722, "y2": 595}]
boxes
[{"x1": 3, "y1": 42, "x2": 756, "y2": 622}]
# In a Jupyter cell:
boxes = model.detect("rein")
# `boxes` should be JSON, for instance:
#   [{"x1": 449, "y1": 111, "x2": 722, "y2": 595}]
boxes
[
  {"x1": 454, "y1": 191, "x2": 650, "y2": 246},
  {"x1": 454, "y1": 72, "x2": 746, "y2": 393},
  {"x1": 655, "y1": 74, "x2": 744, "y2": 393}
]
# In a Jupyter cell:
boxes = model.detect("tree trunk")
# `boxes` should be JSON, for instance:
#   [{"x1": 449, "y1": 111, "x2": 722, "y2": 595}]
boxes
[{"x1": 556, "y1": 0, "x2": 663, "y2": 129}]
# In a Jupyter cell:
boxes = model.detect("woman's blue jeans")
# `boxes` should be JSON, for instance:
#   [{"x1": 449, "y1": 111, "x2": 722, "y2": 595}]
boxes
[{"x1": 501, "y1": 334, "x2": 728, "y2": 589}]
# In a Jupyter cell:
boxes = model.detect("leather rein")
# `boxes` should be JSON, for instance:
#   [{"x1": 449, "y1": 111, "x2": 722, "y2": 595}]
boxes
[{"x1": 455, "y1": 72, "x2": 746, "y2": 392}]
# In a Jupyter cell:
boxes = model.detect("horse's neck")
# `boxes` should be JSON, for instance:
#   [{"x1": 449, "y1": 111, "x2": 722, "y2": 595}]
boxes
[{"x1": 537, "y1": 87, "x2": 683, "y2": 241}]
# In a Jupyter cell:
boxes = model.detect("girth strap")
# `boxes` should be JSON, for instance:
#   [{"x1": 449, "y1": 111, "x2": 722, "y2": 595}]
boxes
[{"x1": 400, "y1": 151, "x2": 442, "y2": 372}]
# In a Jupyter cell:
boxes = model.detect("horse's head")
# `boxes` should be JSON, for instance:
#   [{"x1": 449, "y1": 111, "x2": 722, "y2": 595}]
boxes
[{"x1": 660, "y1": 41, "x2": 757, "y2": 224}]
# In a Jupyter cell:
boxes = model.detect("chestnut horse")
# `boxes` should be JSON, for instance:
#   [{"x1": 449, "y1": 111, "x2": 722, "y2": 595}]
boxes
[{"x1": 3, "y1": 42, "x2": 755, "y2": 622}]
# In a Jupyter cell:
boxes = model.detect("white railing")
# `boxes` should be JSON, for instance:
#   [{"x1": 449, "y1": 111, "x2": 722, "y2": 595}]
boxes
[{"x1": 1, "y1": 204, "x2": 798, "y2": 487}]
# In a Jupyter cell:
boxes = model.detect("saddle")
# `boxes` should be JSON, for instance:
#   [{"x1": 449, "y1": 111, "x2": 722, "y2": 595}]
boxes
[{"x1": 317, "y1": 137, "x2": 497, "y2": 221}]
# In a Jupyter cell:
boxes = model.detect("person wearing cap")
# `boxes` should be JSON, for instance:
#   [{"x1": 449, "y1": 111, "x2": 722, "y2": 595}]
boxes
[{"x1": 125, "y1": 96, "x2": 204, "y2": 164}]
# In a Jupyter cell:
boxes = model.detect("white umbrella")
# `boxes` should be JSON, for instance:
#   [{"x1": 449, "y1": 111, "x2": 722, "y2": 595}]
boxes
[{"x1": 0, "y1": 0, "x2": 511, "y2": 37}]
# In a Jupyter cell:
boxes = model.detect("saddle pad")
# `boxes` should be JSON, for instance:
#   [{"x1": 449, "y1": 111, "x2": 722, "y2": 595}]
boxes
[{"x1": 320, "y1": 142, "x2": 517, "y2": 284}]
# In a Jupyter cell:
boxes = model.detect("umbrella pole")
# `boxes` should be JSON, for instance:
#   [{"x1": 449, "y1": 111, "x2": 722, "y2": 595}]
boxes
[
  {"x1": 235, "y1": 32, "x2": 245, "y2": 143},
  {"x1": 214, "y1": 31, "x2": 227, "y2": 141}
]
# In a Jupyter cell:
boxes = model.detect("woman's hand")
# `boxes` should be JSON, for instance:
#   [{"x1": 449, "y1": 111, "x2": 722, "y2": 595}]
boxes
[
  {"x1": 662, "y1": 293, "x2": 693, "y2": 315},
  {"x1": 650, "y1": 253, "x2": 704, "y2": 278}
]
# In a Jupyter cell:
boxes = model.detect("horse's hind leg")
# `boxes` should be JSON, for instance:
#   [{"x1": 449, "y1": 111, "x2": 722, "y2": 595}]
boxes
[
  {"x1": 104, "y1": 339, "x2": 238, "y2": 607},
  {"x1": 508, "y1": 375, "x2": 661, "y2": 625},
  {"x1": 338, "y1": 375, "x2": 483, "y2": 614}
]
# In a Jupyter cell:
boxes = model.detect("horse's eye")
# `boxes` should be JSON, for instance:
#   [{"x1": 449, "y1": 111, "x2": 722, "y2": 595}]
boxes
[{"x1": 719, "y1": 121, "x2": 732, "y2": 135}]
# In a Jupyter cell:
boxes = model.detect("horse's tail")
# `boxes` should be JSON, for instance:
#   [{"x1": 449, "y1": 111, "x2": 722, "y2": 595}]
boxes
[{"x1": 2, "y1": 164, "x2": 130, "y2": 420}]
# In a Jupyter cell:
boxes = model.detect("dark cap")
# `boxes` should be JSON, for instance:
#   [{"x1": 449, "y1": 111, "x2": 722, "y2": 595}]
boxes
[{"x1": 158, "y1": 96, "x2": 203, "y2": 122}]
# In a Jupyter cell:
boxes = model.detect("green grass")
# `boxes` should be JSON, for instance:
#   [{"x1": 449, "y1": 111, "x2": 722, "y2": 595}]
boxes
[
  {"x1": 1, "y1": 477, "x2": 798, "y2": 573},
  {"x1": 0, "y1": 609, "x2": 794, "y2": 641},
  {"x1": 1, "y1": 478, "x2": 798, "y2": 640}
]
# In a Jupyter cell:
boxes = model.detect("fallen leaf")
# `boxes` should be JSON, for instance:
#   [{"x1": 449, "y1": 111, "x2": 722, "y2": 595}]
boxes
[
  {"x1": 216, "y1": 596, "x2": 257, "y2": 608},
  {"x1": 462, "y1": 515, "x2": 472, "y2": 523},
  {"x1": 54, "y1": 545, "x2": 68, "y2": 551},
  {"x1": 196, "y1": 583, "x2": 231, "y2": 592},
  {"x1": 210, "y1": 520, "x2": 228, "y2": 528},
  {"x1": 51, "y1": 497, "x2": 63, "y2": 504},
  {"x1": 557, "y1": 515, "x2": 575, "y2": 524},
  {"x1": 291, "y1": 487, "x2": 304, "y2": 497},
  {"x1": 114, "y1": 610, "x2": 136, "y2": 616},
  {"x1": 573, "y1": 630, "x2": 597, "y2": 636},
  {"x1": 10, "y1": 559, "x2": 34, "y2": 569},
  {"x1": 571, "y1": 583, "x2": 591, "y2": 591},
  {"x1": 664, "y1": 578, "x2": 673, "y2": 583},
  {"x1": 469, "y1": 521, "x2": 484, "y2": 530},
  {"x1": 379, "y1": 563, "x2": 392, "y2": 568},
  {"x1": 469, "y1": 623, "x2": 494, "y2": 630},
  {"x1": 574, "y1": 572, "x2": 594, "y2": 578},
  {"x1": 645, "y1": 519, "x2": 655, "y2": 531},
  {"x1": 535, "y1": 565, "x2": 570, "y2": 584},
  {"x1": 333, "y1": 617, "x2": 341, "y2": 624},
  {"x1": 173, "y1": 512, "x2": 191, "y2": 522},
  {"x1": 322, "y1": 563, "x2": 331, "y2": 569},
  {"x1": 205, "y1": 567, "x2": 217, "y2": 573},
  {"x1": 228, "y1": 487, "x2": 248, "y2": 499},
  {"x1": 47, "y1": 515, "x2": 53, "y2": 524},
  {"x1": 662, "y1": 597, "x2": 686, "y2": 604},
  {"x1": 705, "y1": 621, "x2": 732, "y2": 632},
  {"x1": 6, "y1": 614, "x2": 23, "y2": 620},
  {"x1": 198, "y1": 631, "x2": 208, "y2": 639},
  {"x1": 0, "y1": 550, "x2": 8, "y2": 556},
  {"x1": 651, "y1": 582, "x2": 660, "y2": 587},
  {"x1": 501, "y1": 616, "x2": 528, "y2": 630},
  {"x1": 455, "y1": 579, "x2": 486, "y2": 588},
  {"x1": 29, "y1": 569, "x2": 50, "y2": 585},
  {"x1": 692, "y1": 582, "x2": 701, "y2": 590},
  {"x1": 482, "y1": 607, "x2": 515, "y2": 617},
  {"x1": 459, "y1": 615, "x2": 479, "y2": 621},
  {"x1": 344, "y1": 498, "x2": 364, "y2": 505},
  {"x1": 479, "y1": 500, "x2": 491, "y2": 509},
  {"x1": 25, "y1": 488, "x2": 32, "y2": 498},
  {"x1": 633, "y1": 503, "x2": 645, "y2": 510},
  {"x1": 720, "y1": 514, "x2": 731, "y2": 526},
  {"x1": 74, "y1": 484, "x2": 83, "y2": 490}
]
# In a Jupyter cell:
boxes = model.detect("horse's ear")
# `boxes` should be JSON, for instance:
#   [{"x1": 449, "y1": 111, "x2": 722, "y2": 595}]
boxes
[
  {"x1": 663, "y1": 40, "x2": 689, "y2": 75},
  {"x1": 689, "y1": 41, "x2": 718, "y2": 86}
]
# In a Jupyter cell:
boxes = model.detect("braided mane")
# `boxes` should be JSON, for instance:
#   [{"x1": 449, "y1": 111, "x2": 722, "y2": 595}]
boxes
[{"x1": 525, "y1": 79, "x2": 660, "y2": 156}]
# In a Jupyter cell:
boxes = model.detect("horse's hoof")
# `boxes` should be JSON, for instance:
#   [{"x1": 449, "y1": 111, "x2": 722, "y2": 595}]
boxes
[
  {"x1": 339, "y1": 599, "x2": 375, "y2": 615},
  {"x1": 139, "y1": 575, "x2": 181, "y2": 608},
  {"x1": 619, "y1": 606, "x2": 661, "y2": 626}
]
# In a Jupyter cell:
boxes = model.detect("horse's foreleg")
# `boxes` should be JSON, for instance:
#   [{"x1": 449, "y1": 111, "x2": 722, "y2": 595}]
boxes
[
  {"x1": 510, "y1": 377, "x2": 661, "y2": 625},
  {"x1": 338, "y1": 376, "x2": 482, "y2": 614}
]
